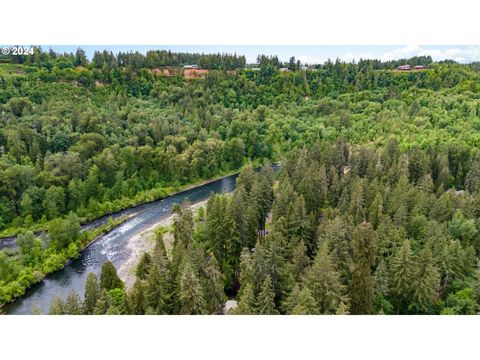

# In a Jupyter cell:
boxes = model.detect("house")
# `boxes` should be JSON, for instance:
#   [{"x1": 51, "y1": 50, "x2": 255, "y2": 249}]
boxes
[
  {"x1": 414, "y1": 65, "x2": 429, "y2": 70},
  {"x1": 397, "y1": 64, "x2": 411, "y2": 71},
  {"x1": 183, "y1": 64, "x2": 199, "y2": 69}
]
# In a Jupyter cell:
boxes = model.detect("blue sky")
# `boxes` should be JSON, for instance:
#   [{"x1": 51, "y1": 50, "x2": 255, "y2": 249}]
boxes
[{"x1": 38, "y1": 45, "x2": 480, "y2": 64}]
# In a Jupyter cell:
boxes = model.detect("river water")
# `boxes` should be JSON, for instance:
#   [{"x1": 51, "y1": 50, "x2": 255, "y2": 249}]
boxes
[{"x1": 4, "y1": 174, "x2": 239, "y2": 315}]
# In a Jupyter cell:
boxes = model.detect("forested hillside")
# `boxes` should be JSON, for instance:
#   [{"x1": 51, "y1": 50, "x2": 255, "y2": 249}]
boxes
[{"x1": 1, "y1": 48, "x2": 480, "y2": 313}]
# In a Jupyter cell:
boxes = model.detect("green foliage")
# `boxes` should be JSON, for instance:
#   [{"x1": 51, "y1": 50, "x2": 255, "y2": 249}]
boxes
[
  {"x1": 136, "y1": 252, "x2": 152, "y2": 280},
  {"x1": 203, "y1": 256, "x2": 226, "y2": 314},
  {"x1": 304, "y1": 244, "x2": 347, "y2": 314},
  {"x1": 235, "y1": 282, "x2": 256, "y2": 315},
  {"x1": 349, "y1": 222, "x2": 377, "y2": 314},
  {"x1": 47, "y1": 212, "x2": 80, "y2": 250},
  {"x1": 48, "y1": 295, "x2": 65, "y2": 315},
  {"x1": 284, "y1": 284, "x2": 319, "y2": 315},
  {"x1": 179, "y1": 262, "x2": 207, "y2": 315},
  {"x1": 128, "y1": 278, "x2": 146, "y2": 315},
  {"x1": 390, "y1": 240, "x2": 415, "y2": 314},
  {"x1": 83, "y1": 272, "x2": 100, "y2": 314},
  {"x1": 256, "y1": 275, "x2": 279, "y2": 315},
  {"x1": 64, "y1": 290, "x2": 82, "y2": 315},
  {"x1": 442, "y1": 288, "x2": 478, "y2": 315},
  {"x1": 100, "y1": 261, "x2": 124, "y2": 291}
]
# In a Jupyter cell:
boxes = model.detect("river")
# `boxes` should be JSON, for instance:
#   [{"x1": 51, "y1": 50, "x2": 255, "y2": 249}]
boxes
[{"x1": 4, "y1": 174, "x2": 239, "y2": 315}]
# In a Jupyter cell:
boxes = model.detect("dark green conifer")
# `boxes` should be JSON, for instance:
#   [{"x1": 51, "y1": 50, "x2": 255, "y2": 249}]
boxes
[
  {"x1": 64, "y1": 290, "x2": 82, "y2": 315},
  {"x1": 350, "y1": 222, "x2": 377, "y2": 314},
  {"x1": 100, "y1": 261, "x2": 124, "y2": 291},
  {"x1": 83, "y1": 272, "x2": 100, "y2": 314},
  {"x1": 49, "y1": 295, "x2": 65, "y2": 315},
  {"x1": 179, "y1": 262, "x2": 207, "y2": 315},
  {"x1": 256, "y1": 275, "x2": 279, "y2": 315}
]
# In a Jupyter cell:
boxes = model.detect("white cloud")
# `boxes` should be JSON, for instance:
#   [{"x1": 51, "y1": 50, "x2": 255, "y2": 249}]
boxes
[
  {"x1": 417, "y1": 46, "x2": 480, "y2": 63},
  {"x1": 339, "y1": 52, "x2": 377, "y2": 63},
  {"x1": 380, "y1": 45, "x2": 422, "y2": 61}
]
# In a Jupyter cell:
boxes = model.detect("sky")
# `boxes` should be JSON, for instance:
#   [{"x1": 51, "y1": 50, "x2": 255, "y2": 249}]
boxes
[{"x1": 40, "y1": 45, "x2": 480, "y2": 65}]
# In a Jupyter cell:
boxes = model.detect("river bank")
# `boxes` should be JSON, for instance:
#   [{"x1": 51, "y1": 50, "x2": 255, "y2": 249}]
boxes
[
  {"x1": 0, "y1": 168, "x2": 243, "y2": 246},
  {"x1": 117, "y1": 199, "x2": 208, "y2": 288},
  {"x1": 0, "y1": 215, "x2": 132, "y2": 313},
  {"x1": 4, "y1": 164, "x2": 279, "y2": 314},
  {"x1": 3, "y1": 171, "x2": 242, "y2": 314}
]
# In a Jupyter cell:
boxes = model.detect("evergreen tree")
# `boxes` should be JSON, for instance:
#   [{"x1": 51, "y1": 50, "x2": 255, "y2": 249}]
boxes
[
  {"x1": 235, "y1": 282, "x2": 257, "y2": 315},
  {"x1": 284, "y1": 284, "x2": 319, "y2": 315},
  {"x1": 413, "y1": 248, "x2": 440, "y2": 313},
  {"x1": 291, "y1": 288, "x2": 318, "y2": 315},
  {"x1": 350, "y1": 222, "x2": 377, "y2": 314},
  {"x1": 146, "y1": 263, "x2": 171, "y2": 314},
  {"x1": 304, "y1": 244, "x2": 346, "y2": 314},
  {"x1": 74, "y1": 48, "x2": 88, "y2": 67},
  {"x1": 64, "y1": 290, "x2": 82, "y2": 315},
  {"x1": 136, "y1": 252, "x2": 152, "y2": 280},
  {"x1": 83, "y1": 272, "x2": 100, "y2": 314},
  {"x1": 128, "y1": 278, "x2": 146, "y2": 315},
  {"x1": 49, "y1": 295, "x2": 65, "y2": 315},
  {"x1": 256, "y1": 275, "x2": 279, "y2": 315},
  {"x1": 272, "y1": 180, "x2": 295, "y2": 222},
  {"x1": 285, "y1": 195, "x2": 312, "y2": 251},
  {"x1": 368, "y1": 193, "x2": 384, "y2": 229},
  {"x1": 288, "y1": 240, "x2": 310, "y2": 282},
  {"x1": 236, "y1": 165, "x2": 256, "y2": 194},
  {"x1": 179, "y1": 262, "x2": 207, "y2": 315},
  {"x1": 203, "y1": 256, "x2": 226, "y2": 314},
  {"x1": 320, "y1": 217, "x2": 353, "y2": 286},
  {"x1": 173, "y1": 204, "x2": 195, "y2": 250},
  {"x1": 100, "y1": 261, "x2": 124, "y2": 291},
  {"x1": 94, "y1": 289, "x2": 111, "y2": 315},
  {"x1": 390, "y1": 240, "x2": 415, "y2": 313},
  {"x1": 238, "y1": 248, "x2": 254, "y2": 294}
]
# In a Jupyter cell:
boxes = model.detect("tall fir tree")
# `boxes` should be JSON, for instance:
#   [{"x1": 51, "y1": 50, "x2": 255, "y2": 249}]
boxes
[
  {"x1": 256, "y1": 275, "x2": 279, "y2": 315},
  {"x1": 235, "y1": 282, "x2": 256, "y2": 315},
  {"x1": 100, "y1": 261, "x2": 124, "y2": 291},
  {"x1": 145, "y1": 262, "x2": 171, "y2": 314},
  {"x1": 136, "y1": 252, "x2": 152, "y2": 280},
  {"x1": 304, "y1": 244, "x2": 347, "y2": 314},
  {"x1": 49, "y1": 295, "x2": 65, "y2": 315},
  {"x1": 284, "y1": 284, "x2": 319, "y2": 315},
  {"x1": 179, "y1": 262, "x2": 207, "y2": 315},
  {"x1": 93, "y1": 289, "x2": 111, "y2": 315},
  {"x1": 203, "y1": 256, "x2": 226, "y2": 314},
  {"x1": 64, "y1": 290, "x2": 82, "y2": 315},
  {"x1": 128, "y1": 278, "x2": 146, "y2": 315},
  {"x1": 83, "y1": 272, "x2": 100, "y2": 314},
  {"x1": 413, "y1": 248, "x2": 440, "y2": 313},
  {"x1": 350, "y1": 222, "x2": 377, "y2": 314},
  {"x1": 390, "y1": 240, "x2": 415, "y2": 314}
]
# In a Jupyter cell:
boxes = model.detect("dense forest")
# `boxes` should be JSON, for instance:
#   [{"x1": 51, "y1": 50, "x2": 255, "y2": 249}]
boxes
[{"x1": 1, "y1": 47, "x2": 480, "y2": 313}]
